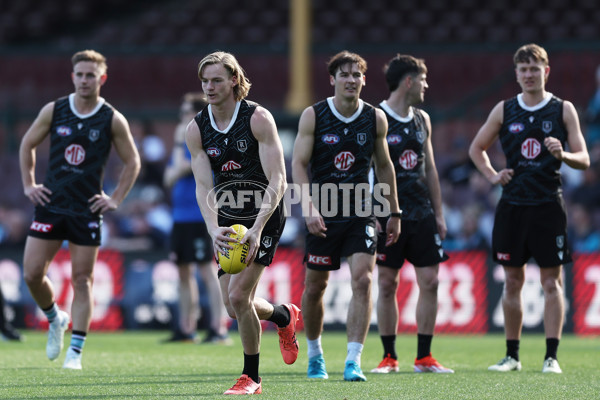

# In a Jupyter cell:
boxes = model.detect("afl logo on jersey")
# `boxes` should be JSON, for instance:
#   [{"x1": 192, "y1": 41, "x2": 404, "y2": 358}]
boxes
[
  {"x1": 387, "y1": 134, "x2": 402, "y2": 145},
  {"x1": 322, "y1": 134, "x2": 340, "y2": 144},
  {"x1": 334, "y1": 151, "x2": 355, "y2": 171},
  {"x1": 206, "y1": 147, "x2": 221, "y2": 157},
  {"x1": 222, "y1": 160, "x2": 242, "y2": 171},
  {"x1": 521, "y1": 138, "x2": 541, "y2": 159},
  {"x1": 509, "y1": 123, "x2": 525, "y2": 134},
  {"x1": 65, "y1": 144, "x2": 86, "y2": 166},
  {"x1": 399, "y1": 149, "x2": 418, "y2": 170},
  {"x1": 57, "y1": 126, "x2": 72, "y2": 137}
]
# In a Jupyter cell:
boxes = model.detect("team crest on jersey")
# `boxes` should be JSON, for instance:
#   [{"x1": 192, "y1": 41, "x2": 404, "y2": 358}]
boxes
[
  {"x1": 542, "y1": 121, "x2": 553, "y2": 134},
  {"x1": 416, "y1": 130, "x2": 425, "y2": 143},
  {"x1": 221, "y1": 160, "x2": 241, "y2": 171},
  {"x1": 322, "y1": 134, "x2": 340, "y2": 144},
  {"x1": 206, "y1": 147, "x2": 221, "y2": 157},
  {"x1": 357, "y1": 132, "x2": 367, "y2": 145},
  {"x1": 261, "y1": 236, "x2": 273, "y2": 248},
  {"x1": 387, "y1": 134, "x2": 402, "y2": 145},
  {"x1": 237, "y1": 140, "x2": 248, "y2": 152},
  {"x1": 88, "y1": 129, "x2": 100, "y2": 142},
  {"x1": 509, "y1": 123, "x2": 525, "y2": 134},
  {"x1": 334, "y1": 151, "x2": 355, "y2": 171},
  {"x1": 57, "y1": 126, "x2": 72, "y2": 137}
]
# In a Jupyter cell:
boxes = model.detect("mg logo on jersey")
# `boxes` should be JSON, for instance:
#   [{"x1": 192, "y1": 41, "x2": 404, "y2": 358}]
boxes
[
  {"x1": 206, "y1": 147, "x2": 221, "y2": 157},
  {"x1": 399, "y1": 149, "x2": 418, "y2": 170},
  {"x1": 57, "y1": 126, "x2": 72, "y2": 137},
  {"x1": 30, "y1": 221, "x2": 53, "y2": 233},
  {"x1": 334, "y1": 151, "x2": 355, "y2": 171},
  {"x1": 308, "y1": 254, "x2": 332, "y2": 265},
  {"x1": 221, "y1": 160, "x2": 241, "y2": 171},
  {"x1": 521, "y1": 138, "x2": 541, "y2": 159},
  {"x1": 387, "y1": 134, "x2": 402, "y2": 145},
  {"x1": 509, "y1": 123, "x2": 525, "y2": 134},
  {"x1": 322, "y1": 134, "x2": 340, "y2": 144},
  {"x1": 65, "y1": 144, "x2": 85, "y2": 165}
]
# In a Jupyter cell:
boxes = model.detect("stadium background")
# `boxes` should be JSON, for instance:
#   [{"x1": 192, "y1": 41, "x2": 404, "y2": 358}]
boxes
[{"x1": 0, "y1": 0, "x2": 599, "y2": 336}]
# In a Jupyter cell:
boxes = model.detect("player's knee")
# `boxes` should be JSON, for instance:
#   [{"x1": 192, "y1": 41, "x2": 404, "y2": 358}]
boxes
[
  {"x1": 352, "y1": 272, "x2": 372, "y2": 294},
  {"x1": 378, "y1": 279, "x2": 398, "y2": 298},
  {"x1": 71, "y1": 273, "x2": 92, "y2": 290},
  {"x1": 23, "y1": 268, "x2": 44, "y2": 288}
]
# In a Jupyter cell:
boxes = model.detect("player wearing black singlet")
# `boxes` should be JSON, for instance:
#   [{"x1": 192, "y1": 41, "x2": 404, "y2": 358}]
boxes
[
  {"x1": 470, "y1": 44, "x2": 589, "y2": 374},
  {"x1": 19, "y1": 50, "x2": 140, "y2": 370},
  {"x1": 370, "y1": 54, "x2": 453, "y2": 376},
  {"x1": 186, "y1": 51, "x2": 299, "y2": 395},
  {"x1": 292, "y1": 51, "x2": 401, "y2": 382}
]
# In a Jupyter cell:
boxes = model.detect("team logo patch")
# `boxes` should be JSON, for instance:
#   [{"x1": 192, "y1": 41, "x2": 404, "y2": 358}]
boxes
[
  {"x1": 308, "y1": 254, "x2": 332, "y2": 265},
  {"x1": 521, "y1": 138, "x2": 541, "y2": 159},
  {"x1": 88, "y1": 129, "x2": 100, "y2": 142},
  {"x1": 206, "y1": 147, "x2": 221, "y2": 157},
  {"x1": 399, "y1": 149, "x2": 418, "y2": 170},
  {"x1": 334, "y1": 151, "x2": 355, "y2": 171},
  {"x1": 88, "y1": 221, "x2": 100, "y2": 229},
  {"x1": 322, "y1": 134, "x2": 340, "y2": 144},
  {"x1": 57, "y1": 126, "x2": 72, "y2": 137},
  {"x1": 357, "y1": 132, "x2": 367, "y2": 145},
  {"x1": 64, "y1": 144, "x2": 86, "y2": 165},
  {"x1": 262, "y1": 236, "x2": 273, "y2": 248},
  {"x1": 237, "y1": 140, "x2": 248, "y2": 152},
  {"x1": 416, "y1": 130, "x2": 425, "y2": 143},
  {"x1": 221, "y1": 160, "x2": 241, "y2": 171},
  {"x1": 556, "y1": 235, "x2": 564, "y2": 248},
  {"x1": 509, "y1": 123, "x2": 525, "y2": 134},
  {"x1": 30, "y1": 221, "x2": 53, "y2": 233},
  {"x1": 387, "y1": 134, "x2": 402, "y2": 145},
  {"x1": 365, "y1": 239, "x2": 373, "y2": 248},
  {"x1": 365, "y1": 225, "x2": 375, "y2": 237},
  {"x1": 542, "y1": 121, "x2": 553, "y2": 134}
]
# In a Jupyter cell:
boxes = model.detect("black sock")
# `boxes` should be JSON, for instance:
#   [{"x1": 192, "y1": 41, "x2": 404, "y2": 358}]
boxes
[
  {"x1": 242, "y1": 353, "x2": 260, "y2": 383},
  {"x1": 417, "y1": 334, "x2": 433, "y2": 360},
  {"x1": 381, "y1": 335, "x2": 397, "y2": 359},
  {"x1": 545, "y1": 338, "x2": 559, "y2": 360},
  {"x1": 507, "y1": 339, "x2": 520, "y2": 361},
  {"x1": 267, "y1": 305, "x2": 290, "y2": 328},
  {"x1": 0, "y1": 286, "x2": 6, "y2": 327}
]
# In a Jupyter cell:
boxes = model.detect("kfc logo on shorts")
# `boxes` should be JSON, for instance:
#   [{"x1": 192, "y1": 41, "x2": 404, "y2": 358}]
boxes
[
  {"x1": 221, "y1": 160, "x2": 241, "y2": 171},
  {"x1": 334, "y1": 151, "x2": 355, "y2": 171},
  {"x1": 509, "y1": 123, "x2": 525, "y2": 134},
  {"x1": 308, "y1": 254, "x2": 332, "y2": 265},
  {"x1": 496, "y1": 252, "x2": 511, "y2": 261},
  {"x1": 376, "y1": 253, "x2": 386, "y2": 262},
  {"x1": 521, "y1": 138, "x2": 541, "y2": 159},
  {"x1": 65, "y1": 144, "x2": 86, "y2": 166},
  {"x1": 30, "y1": 221, "x2": 53, "y2": 233},
  {"x1": 206, "y1": 147, "x2": 221, "y2": 157},
  {"x1": 88, "y1": 221, "x2": 100, "y2": 229},
  {"x1": 322, "y1": 134, "x2": 340, "y2": 144},
  {"x1": 399, "y1": 149, "x2": 418, "y2": 170}
]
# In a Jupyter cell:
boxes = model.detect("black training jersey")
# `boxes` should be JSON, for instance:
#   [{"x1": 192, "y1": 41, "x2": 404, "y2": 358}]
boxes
[
  {"x1": 310, "y1": 97, "x2": 377, "y2": 220},
  {"x1": 43, "y1": 94, "x2": 114, "y2": 217},
  {"x1": 499, "y1": 93, "x2": 567, "y2": 205},
  {"x1": 195, "y1": 99, "x2": 280, "y2": 223},
  {"x1": 380, "y1": 102, "x2": 432, "y2": 220}
]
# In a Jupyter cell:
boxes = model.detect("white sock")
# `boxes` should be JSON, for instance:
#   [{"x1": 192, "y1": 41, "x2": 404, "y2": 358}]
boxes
[
  {"x1": 345, "y1": 342, "x2": 363, "y2": 365},
  {"x1": 307, "y1": 337, "x2": 323, "y2": 359}
]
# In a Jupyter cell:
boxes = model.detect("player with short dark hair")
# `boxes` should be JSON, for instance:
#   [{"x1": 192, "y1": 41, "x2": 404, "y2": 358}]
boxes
[
  {"x1": 19, "y1": 49, "x2": 140, "y2": 369},
  {"x1": 469, "y1": 43, "x2": 590, "y2": 374}
]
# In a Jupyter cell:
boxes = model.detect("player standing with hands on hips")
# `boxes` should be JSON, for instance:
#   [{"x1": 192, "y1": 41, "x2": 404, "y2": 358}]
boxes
[
  {"x1": 186, "y1": 51, "x2": 300, "y2": 395},
  {"x1": 469, "y1": 43, "x2": 589, "y2": 374},
  {"x1": 19, "y1": 49, "x2": 140, "y2": 369}
]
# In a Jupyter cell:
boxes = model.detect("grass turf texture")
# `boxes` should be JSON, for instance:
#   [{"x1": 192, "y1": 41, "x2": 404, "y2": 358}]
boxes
[{"x1": 1, "y1": 331, "x2": 598, "y2": 399}]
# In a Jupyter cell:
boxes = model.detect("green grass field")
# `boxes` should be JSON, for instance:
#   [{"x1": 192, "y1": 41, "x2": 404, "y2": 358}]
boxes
[{"x1": 1, "y1": 330, "x2": 598, "y2": 399}]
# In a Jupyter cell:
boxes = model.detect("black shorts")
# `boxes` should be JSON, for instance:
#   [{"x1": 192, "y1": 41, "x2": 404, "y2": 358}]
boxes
[
  {"x1": 305, "y1": 217, "x2": 377, "y2": 271},
  {"x1": 28, "y1": 207, "x2": 102, "y2": 246},
  {"x1": 169, "y1": 222, "x2": 213, "y2": 264},
  {"x1": 492, "y1": 199, "x2": 571, "y2": 267},
  {"x1": 218, "y1": 205, "x2": 286, "y2": 267},
  {"x1": 376, "y1": 214, "x2": 449, "y2": 268}
]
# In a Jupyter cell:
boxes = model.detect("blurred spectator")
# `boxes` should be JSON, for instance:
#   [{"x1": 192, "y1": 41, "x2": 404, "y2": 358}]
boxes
[
  {"x1": 444, "y1": 204, "x2": 489, "y2": 251},
  {"x1": 0, "y1": 203, "x2": 28, "y2": 249},
  {"x1": 568, "y1": 202, "x2": 600, "y2": 253},
  {"x1": 585, "y1": 65, "x2": 600, "y2": 146},
  {"x1": 0, "y1": 284, "x2": 21, "y2": 341},
  {"x1": 138, "y1": 119, "x2": 167, "y2": 187}
]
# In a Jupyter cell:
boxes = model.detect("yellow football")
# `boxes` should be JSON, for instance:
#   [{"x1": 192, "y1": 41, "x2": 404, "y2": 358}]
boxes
[{"x1": 218, "y1": 224, "x2": 250, "y2": 274}]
